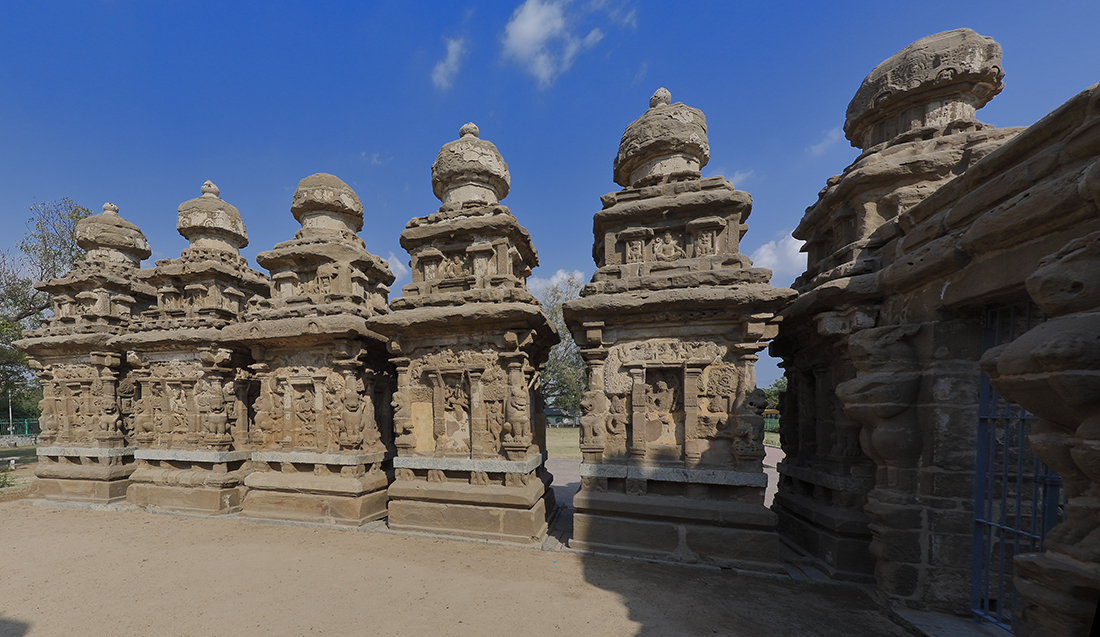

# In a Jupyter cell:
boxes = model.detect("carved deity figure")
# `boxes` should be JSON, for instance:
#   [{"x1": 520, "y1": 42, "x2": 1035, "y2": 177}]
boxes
[
  {"x1": 655, "y1": 231, "x2": 685, "y2": 262},
  {"x1": 626, "y1": 239, "x2": 644, "y2": 263},
  {"x1": 579, "y1": 390, "x2": 607, "y2": 444},
  {"x1": 38, "y1": 388, "x2": 57, "y2": 436},
  {"x1": 695, "y1": 230, "x2": 715, "y2": 256},
  {"x1": 647, "y1": 380, "x2": 679, "y2": 445},
  {"x1": 97, "y1": 396, "x2": 119, "y2": 434},
  {"x1": 504, "y1": 385, "x2": 531, "y2": 442}
]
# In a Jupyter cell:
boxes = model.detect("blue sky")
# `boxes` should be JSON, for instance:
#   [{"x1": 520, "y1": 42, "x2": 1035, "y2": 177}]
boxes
[{"x1": 2, "y1": 1, "x2": 1097, "y2": 385}]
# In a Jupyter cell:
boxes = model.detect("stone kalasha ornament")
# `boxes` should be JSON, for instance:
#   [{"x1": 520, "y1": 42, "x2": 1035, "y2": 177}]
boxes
[
  {"x1": 15, "y1": 203, "x2": 156, "y2": 503},
  {"x1": 225, "y1": 173, "x2": 396, "y2": 526},
  {"x1": 370, "y1": 123, "x2": 558, "y2": 543},
  {"x1": 564, "y1": 89, "x2": 796, "y2": 569},
  {"x1": 111, "y1": 182, "x2": 268, "y2": 514},
  {"x1": 845, "y1": 28, "x2": 1004, "y2": 150}
]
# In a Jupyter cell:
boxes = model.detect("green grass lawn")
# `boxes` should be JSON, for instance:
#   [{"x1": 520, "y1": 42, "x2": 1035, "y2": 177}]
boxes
[
  {"x1": 764, "y1": 432, "x2": 780, "y2": 448},
  {"x1": 545, "y1": 427, "x2": 582, "y2": 460},
  {"x1": 0, "y1": 446, "x2": 39, "y2": 468}
]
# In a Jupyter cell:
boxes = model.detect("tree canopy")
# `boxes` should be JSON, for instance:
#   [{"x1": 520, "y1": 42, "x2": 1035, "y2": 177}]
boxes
[
  {"x1": 534, "y1": 273, "x2": 586, "y2": 414},
  {"x1": 0, "y1": 199, "x2": 91, "y2": 415},
  {"x1": 763, "y1": 376, "x2": 787, "y2": 410}
]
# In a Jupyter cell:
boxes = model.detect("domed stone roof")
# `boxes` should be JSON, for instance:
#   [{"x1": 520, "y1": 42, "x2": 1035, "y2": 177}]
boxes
[
  {"x1": 845, "y1": 28, "x2": 1004, "y2": 149},
  {"x1": 613, "y1": 88, "x2": 709, "y2": 188},
  {"x1": 430, "y1": 123, "x2": 511, "y2": 205},
  {"x1": 290, "y1": 173, "x2": 364, "y2": 232},
  {"x1": 177, "y1": 180, "x2": 249, "y2": 252},
  {"x1": 75, "y1": 202, "x2": 152, "y2": 265}
]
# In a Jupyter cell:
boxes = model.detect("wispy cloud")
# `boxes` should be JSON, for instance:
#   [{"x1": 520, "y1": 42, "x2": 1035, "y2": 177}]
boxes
[
  {"x1": 502, "y1": 0, "x2": 604, "y2": 88},
  {"x1": 588, "y1": 0, "x2": 637, "y2": 27},
  {"x1": 361, "y1": 151, "x2": 390, "y2": 166},
  {"x1": 632, "y1": 61, "x2": 647, "y2": 85},
  {"x1": 749, "y1": 231, "x2": 806, "y2": 287},
  {"x1": 432, "y1": 37, "x2": 468, "y2": 90},
  {"x1": 808, "y1": 127, "x2": 843, "y2": 156},
  {"x1": 729, "y1": 170, "x2": 755, "y2": 188},
  {"x1": 385, "y1": 251, "x2": 410, "y2": 287}
]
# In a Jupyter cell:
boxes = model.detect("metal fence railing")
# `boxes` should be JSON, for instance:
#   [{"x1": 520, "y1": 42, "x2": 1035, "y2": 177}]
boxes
[{"x1": 0, "y1": 419, "x2": 40, "y2": 436}]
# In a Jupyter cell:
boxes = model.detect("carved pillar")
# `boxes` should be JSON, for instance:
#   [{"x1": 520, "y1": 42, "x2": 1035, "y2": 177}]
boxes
[
  {"x1": 628, "y1": 365, "x2": 647, "y2": 464},
  {"x1": 683, "y1": 364, "x2": 705, "y2": 468},
  {"x1": 468, "y1": 370, "x2": 487, "y2": 458}
]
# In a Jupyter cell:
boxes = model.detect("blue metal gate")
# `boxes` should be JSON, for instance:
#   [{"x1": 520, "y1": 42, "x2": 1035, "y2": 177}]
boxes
[{"x1": 971, "y1": 303, "x2": 1063, "y2": 631}]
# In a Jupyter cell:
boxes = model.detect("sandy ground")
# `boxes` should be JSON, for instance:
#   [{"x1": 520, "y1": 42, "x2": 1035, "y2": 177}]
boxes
[{"x1": 0, "y1": 445, "x2": 912, "y2": 637}]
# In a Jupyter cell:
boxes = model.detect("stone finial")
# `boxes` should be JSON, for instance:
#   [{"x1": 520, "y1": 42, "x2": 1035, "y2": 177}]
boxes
[
  {"x1": 650, "y1": 87, "x2": 671, "y2": 108},
  {"x1": 845, "y1": 28, "x2": 1004, "y2": 150},
  {"x1": 177, "y1": 180, "x2": 249, "y2": 252},
  {"x1": 431, "y1": 123, "x2": 511, "y2": 205},
  {"x1": 613, "y1": 88, "x2": 709, "y2": 188},
  {"x1": 290, "y1": 173, "x2": 364, "y2": 233},
  {"x1": 75, "y1": 202, "x2": 152, "y2": 266}
]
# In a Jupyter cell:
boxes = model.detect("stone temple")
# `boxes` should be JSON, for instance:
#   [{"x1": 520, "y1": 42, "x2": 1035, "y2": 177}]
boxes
[{"x1": 13, "y1": 28, "x2": 1100, "y2": 637}]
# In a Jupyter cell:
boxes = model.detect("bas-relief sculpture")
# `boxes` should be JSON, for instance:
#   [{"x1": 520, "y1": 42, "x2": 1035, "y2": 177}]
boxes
[
  {"x1": 370, "y1": 123, "x2": 559, "y2": 543},
  {"x1": 563, "y1": 88, "x2": 796, "y2": 569}
]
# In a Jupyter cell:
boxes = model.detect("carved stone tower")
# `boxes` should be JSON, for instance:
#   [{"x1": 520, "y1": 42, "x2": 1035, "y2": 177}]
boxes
[
  {"x1": 17, "y1": 203, "x2": 156, "y2": 503},
  {"x1": 371, "y1": 123, "x2": 558, "y2": 543},
  {"x1": 116, "y1": 181, "x2": 269, "y2": 514},
  {"x1": 225, "y1": 173, "x2": 396, "y2": 526},
  {"x1": 563, "y1": 89, "x2": 796, "y2": 568}
]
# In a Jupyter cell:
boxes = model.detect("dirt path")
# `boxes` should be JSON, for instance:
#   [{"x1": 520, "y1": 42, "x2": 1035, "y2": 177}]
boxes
[{"x1": 0, "y1": 498, "x2": 909, "y2": 637}]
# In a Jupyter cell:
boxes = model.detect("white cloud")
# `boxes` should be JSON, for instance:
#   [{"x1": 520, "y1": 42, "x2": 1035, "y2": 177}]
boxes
[
  {"x1": 588, "y1": 0, "x2": 637, "y2": 27},
  {"x1": 502, "y1": 1, "x2": 604, "y2": 88},
  {"x1": 729, "y1": 169, "x2": 755, "y2": 188},
  {"x1": 808, "y1": 127, "x2": 843, "y2": 156},
  {"x1": 384, "y1": 251, "x2": 410, "y2": 288},
  {"x1": 632, "y1": 61, "x2": 647, "y2": 85},
  {"x1": 749, "y1": 231, "x2": 806, "y2": 287},
  {"x1": 527, "y1": 268, "x2": 586, "y2": 299},
  {"x1": 431, "y1": 37, "x2": 467, "y2": 90}
]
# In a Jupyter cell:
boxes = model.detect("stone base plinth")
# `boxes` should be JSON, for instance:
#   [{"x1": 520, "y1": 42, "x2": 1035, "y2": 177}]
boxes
[
  {"x1": 571, "y1": 489, "x2": 783, "y2": 571},
  {"x1": 240, "y1": 460, "x2": 390, "y2": 526},
  {"x1": 127, "y1": 483, "x2": 244, "y2": 515},
  {"x1": 32, "y1": 476, "x2": 132, "y2": 504},
  {"x1": 773, "y1": 492, "x2": 875, "y2": 582},
  {"x1": 126, "y1": 449, "x2": 252, "y2": 515},
  {"x1": 387, "y1": 464, "x2": 551, "y2": 543},
  {"x1": 32, "y1": 446, "x2": 136, "y2": 504}
]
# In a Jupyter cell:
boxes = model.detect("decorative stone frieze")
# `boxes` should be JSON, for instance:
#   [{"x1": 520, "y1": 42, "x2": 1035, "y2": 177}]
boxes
[
  {"x1": 370, "y1": 124, "x2": 558, "y2": 543},
  {"x1": 564, "y1": 89, "x2": 796, "y2": 569}
]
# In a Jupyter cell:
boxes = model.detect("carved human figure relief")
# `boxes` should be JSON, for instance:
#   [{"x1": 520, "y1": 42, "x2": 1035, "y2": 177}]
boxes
[
  {"x1": 655, "y1": 231, "x2": 685, "y2": 262},
  {"x1": 625, "y1": 239, "x2": 644, "y2": 263}
]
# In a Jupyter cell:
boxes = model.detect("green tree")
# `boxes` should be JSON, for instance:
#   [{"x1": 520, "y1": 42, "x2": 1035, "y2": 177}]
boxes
[
  {"x1": 535, "y1": 272, "x2": 586, "y2": 413},
  {"x1": 0, "y1": 199, "x2": 91, "y2": 415},
  {"x1": 763, "y1": 376, "x2": 787, "y2": 410}
]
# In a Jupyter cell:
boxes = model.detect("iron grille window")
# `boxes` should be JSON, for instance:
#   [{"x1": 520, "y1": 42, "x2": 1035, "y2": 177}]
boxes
[{"x1": 971, "y1": 302, "x2": 1063, "y2": 631}]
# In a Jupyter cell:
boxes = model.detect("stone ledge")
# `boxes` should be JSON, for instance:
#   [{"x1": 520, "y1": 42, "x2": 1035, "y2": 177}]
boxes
[
  {"x1": 393, "y1": 453, "x2": 545, "y2": 474},
  {"x1": 388, "y1": 475, "x2": 547, "y2": 508},
  {"x1": 579, "y1": 462, "x2": 767, "y2": 488},
  {"x1": 38, "y1": 446, "x2": 135, "y2": 458},
  {"x1": 251, "y1": 450, "x2": 386, "y2": 465},
  {"x1": 135, "y1": 449, "x2": 250, "y2": 463},
  {"x1": 777, "y1": 462, "x2": 875, "y2": 493},
  {"x1": 574, "y1": 490, "x2": 777, "y2": 528}
]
